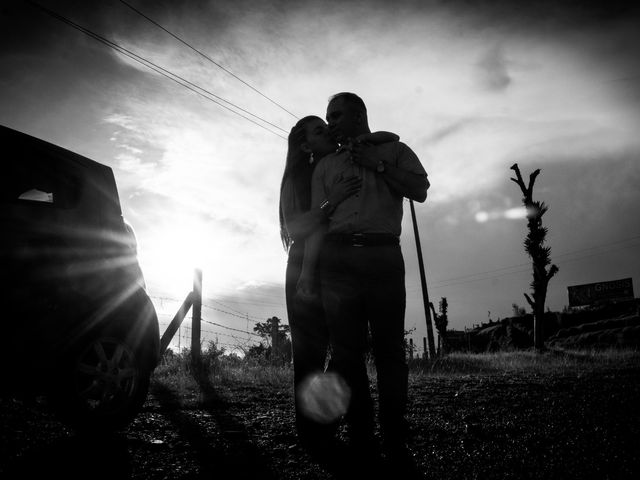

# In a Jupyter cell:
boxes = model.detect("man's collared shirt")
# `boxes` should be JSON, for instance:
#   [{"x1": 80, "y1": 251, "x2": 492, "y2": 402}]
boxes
[{"x1": 311, "y1": 141, "x2": 427, "y2": 236}]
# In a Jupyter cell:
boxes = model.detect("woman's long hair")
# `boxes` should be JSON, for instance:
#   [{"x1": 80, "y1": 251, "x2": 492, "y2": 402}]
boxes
[{"x1": 279, "y1": 116, "x2": 323, "y2": 251}]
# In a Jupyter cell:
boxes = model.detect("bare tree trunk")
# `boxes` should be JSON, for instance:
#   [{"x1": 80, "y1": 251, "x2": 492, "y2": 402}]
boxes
[{"x1": 510, "y1": 164, "x2": 558, "y2": 352}]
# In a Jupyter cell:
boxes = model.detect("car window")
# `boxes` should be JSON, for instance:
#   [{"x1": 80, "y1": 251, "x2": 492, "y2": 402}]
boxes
[
  {"x1": 18, "y1": 188, "x2": 54, "y2": 203},
  {"x1": 1, "y1": 153, "x2": 80, "y2": 209}
]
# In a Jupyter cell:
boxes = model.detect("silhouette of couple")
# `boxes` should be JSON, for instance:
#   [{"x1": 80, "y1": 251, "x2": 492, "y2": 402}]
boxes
[{"x1": 279, "y1": 92, "x2": 429, "y2": 477}]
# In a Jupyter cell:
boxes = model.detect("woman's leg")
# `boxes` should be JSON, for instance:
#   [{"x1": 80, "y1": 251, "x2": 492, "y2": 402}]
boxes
[{"x1": 286, "y1": 255, "x2": 332, "y2": 446}]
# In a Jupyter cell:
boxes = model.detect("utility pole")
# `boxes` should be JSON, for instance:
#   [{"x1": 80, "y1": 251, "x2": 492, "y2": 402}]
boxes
[
  {"x1": 271, "y1": 317, "x2": 279, "y2": 365},
  {"x1": 410, "y1": 200, "x2": 436, "y2": 359}
]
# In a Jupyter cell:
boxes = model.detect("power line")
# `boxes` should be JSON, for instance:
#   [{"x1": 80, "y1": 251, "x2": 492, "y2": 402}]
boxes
[
  {"x1": 409, "y1": 234, "x2": 640, "y2": 292},
  {"x1": 553, "y1": 234, "x2": 640, "y2": 261},
  {"x1": 28, "y1": 1, "x2": 288, "y2": 140},
  {"x1": 118, "y1": 0, "x2": 298, "y2": 120}
]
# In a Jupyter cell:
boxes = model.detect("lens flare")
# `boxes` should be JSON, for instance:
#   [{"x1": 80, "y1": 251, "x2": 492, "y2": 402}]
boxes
[
  {"x1": 504, "y1": 207, "x2": 527, "y2": 219},
  {"x1": 475, "y1": 211, "x2": 490, "y2": 223},
  {"x1": 475, "y1": 207, "x2": 527, "y2": 223},
  {"x1": 298, "y1": 372, "x2": 351, "y2": 424}
]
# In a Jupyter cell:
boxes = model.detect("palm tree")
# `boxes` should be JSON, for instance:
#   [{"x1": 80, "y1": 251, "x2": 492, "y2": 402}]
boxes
[
  {"x1": 510, "y1": 164, "x2": 559, "y2": 351},
  {"x1": 430, "y1": 298, "x2": 449, "y2": 355}
]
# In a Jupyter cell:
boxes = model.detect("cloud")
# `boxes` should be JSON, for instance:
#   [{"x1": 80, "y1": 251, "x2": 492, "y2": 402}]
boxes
[
  {"x1": 476, "y1": 45, "x2": 512, "y2": 92},
  {"x1": 425, "y1": 119, "x2": 473, "y2": 144},
  {"x1": 4, "y1": 0, "x2": 640, "y2": 329},
  {"x1": 116, "y1": 153, "x2": 157, "y2": 177}
]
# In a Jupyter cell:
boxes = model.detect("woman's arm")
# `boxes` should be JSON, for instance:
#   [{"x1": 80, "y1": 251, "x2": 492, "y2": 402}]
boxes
[
  {"x1": 283, "y1": 175, "x2": 361, "y2": 242},
  {"x1": 296, "y1": 227, "x2": 326, "y2": 301},
  {"x1": 283, "y1": 205, "x2": 328, "y2": 243}
]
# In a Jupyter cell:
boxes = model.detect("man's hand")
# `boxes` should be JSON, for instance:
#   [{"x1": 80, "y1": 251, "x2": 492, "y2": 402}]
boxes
[
  {"x1": 345, "y1": 139, "x2": 429, "y2": 202},
  {"x1": 348, "y1": 140, "x2": 379, "y2": 171}
]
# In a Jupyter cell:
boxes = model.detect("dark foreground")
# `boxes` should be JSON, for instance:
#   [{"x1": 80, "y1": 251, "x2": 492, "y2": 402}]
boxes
[{"x1": 2, "y1": 358, "x2": 639, "y2": 479}]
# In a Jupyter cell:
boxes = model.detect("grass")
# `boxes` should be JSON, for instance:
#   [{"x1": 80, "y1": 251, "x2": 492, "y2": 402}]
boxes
[
  {"x1": 152, "y1": 347, "x2": 640, "y2": 395},
  {"x1": 153, "y1": 350, "x2": 293, "y2": 390},
  {"x1": 409, "y1": 347, "x2": 640, "y2": 378}
]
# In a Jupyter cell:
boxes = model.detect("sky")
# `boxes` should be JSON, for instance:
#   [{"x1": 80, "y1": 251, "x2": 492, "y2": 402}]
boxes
[{"x1": 2, "y1": 0, "x2": 639, "y2": 355}]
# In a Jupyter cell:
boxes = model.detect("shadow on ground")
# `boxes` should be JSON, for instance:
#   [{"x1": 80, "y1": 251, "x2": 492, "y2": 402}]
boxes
[
  {"x1": 150, "y1": 369, "x2": 279, "y2": 479},
  {"x1": 2, "y1": 431, "x2": 132, "y2": 480}
]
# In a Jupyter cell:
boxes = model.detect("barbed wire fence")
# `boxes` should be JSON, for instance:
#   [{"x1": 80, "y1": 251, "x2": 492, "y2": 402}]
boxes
[{"x1": 152, "y1": 270, "x2": 271, "y2": 364}]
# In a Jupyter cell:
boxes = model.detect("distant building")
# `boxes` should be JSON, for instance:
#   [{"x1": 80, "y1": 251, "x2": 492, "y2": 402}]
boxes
[{"x1": 567, "y1": 278, "x2": 634, "y2": 307}]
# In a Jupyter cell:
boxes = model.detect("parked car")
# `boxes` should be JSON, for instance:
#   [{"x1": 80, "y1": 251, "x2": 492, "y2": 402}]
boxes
[{"x1": 0, "y1": 124, "x2": 159, "y2": 431}]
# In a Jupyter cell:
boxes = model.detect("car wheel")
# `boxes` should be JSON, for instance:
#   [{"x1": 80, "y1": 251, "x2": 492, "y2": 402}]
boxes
[{"x1": 51, "y1": 334, "x2": 152, "y2": 432}]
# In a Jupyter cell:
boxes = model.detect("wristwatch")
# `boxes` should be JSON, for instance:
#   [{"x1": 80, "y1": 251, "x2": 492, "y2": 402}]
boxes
[{"x1": 376, "y1": 160, "x2": 385, "y2": 173}]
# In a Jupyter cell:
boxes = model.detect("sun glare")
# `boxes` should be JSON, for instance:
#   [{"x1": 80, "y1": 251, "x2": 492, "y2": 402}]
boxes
[
  {"x1": 475, "y1": 207, "x2": 527, "y2": 223},
  {"x1": 137, "y1": 221, "x2": 212, "y2": 296}
]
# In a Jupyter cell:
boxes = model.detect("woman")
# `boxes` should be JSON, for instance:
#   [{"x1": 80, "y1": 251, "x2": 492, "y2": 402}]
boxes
[{"x1": 279, "y1": 115, "x2": 398, "y2": 454}]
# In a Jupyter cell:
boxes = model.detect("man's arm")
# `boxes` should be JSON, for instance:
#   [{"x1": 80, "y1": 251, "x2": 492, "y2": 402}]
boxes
[
  {"x1": 350, "y1": 143, "x2": 429, "y2": 202},
  {"x1": 355, "y1": 131, "x2": 399, "y2": 145},
  {"x1": 378, "y1": 162, "x2": 429, "y2": 202}
]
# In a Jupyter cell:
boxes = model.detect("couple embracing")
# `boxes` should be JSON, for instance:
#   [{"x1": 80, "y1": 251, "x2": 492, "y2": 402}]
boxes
[{"x1": 278, "y1": 92, "x2": 429, "y2": 477}]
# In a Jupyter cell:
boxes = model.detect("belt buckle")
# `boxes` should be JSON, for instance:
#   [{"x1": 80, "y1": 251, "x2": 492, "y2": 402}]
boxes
[{"x1": 352, "y1": 233, "x2": 364, "y2": 247}]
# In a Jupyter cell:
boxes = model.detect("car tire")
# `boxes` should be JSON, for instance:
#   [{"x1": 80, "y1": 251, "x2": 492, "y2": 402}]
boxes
[{"x1": 50, "y1": 331, "x2": 152, "y2": 432}]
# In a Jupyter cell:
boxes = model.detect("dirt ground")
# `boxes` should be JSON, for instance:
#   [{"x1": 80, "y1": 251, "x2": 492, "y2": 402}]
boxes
[{"x1": 2, "y1": 362, "x2": 640, "y2": 480}]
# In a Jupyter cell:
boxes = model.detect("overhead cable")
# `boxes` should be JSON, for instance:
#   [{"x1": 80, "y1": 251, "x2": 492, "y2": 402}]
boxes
[
  {"x1": 28, "y1": 1, "x2": 287, "y2": 139},
  {"x1": 119, "y1": 0, "x2": 298, "y2": 120}
]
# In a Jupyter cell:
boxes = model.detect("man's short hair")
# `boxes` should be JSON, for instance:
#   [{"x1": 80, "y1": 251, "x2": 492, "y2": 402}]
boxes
[{"x1": 329, "y1": 92, "x2": 367, "y2": 114}]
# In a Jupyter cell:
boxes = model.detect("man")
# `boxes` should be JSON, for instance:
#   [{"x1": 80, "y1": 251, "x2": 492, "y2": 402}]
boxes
[{"x1": 308, "y1": 92, "x2": 429, "y2": 474}]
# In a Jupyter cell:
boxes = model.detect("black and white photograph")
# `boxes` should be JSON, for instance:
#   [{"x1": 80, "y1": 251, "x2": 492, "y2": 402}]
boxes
[{"x1": 1, "y1": 0, "x2": 639, "y2": 478}]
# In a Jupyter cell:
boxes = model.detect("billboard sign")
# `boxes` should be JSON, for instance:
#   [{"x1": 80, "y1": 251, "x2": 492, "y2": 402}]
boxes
[{"x1": 567, "y1": 277, "x2": 634, "y2": 307}]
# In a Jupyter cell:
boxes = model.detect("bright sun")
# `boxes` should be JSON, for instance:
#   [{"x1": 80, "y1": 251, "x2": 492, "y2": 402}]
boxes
[{"x1": 137, "y1": 221, "x2": 212, "y2": 297}]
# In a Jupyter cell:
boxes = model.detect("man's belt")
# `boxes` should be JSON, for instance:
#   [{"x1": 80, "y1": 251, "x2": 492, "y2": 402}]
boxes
[{"x1": 325, "y1": 233, "x2": 399, "y2": 247}]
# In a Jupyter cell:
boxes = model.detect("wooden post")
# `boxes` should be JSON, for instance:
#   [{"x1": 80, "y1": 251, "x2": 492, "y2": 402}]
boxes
[
  {"x1": 423, "y1": 337, "x2": 427, "y2": 359},
  {"x1": 159, "y1": 292, "x2": 194, "y2": 360},
  {"x1": 410, "y1": 200, "x2": 436, "y2": 359},
  {"x1": 409, "y1": 338, "x2": 414, "y2": 360},
  {"x1": 191, "y1": 269, "x2": 202, "y2": 364}
]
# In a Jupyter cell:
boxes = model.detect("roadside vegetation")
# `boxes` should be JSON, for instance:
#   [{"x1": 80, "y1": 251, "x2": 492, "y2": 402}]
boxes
[{"x1": 152, "y1": 342, "x2": 640, "y2": 394}]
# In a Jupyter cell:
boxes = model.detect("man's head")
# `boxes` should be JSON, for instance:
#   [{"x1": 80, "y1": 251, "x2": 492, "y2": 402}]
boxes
[{"x1": 326, "y1": 92, "x2": 369, "y2": 144}]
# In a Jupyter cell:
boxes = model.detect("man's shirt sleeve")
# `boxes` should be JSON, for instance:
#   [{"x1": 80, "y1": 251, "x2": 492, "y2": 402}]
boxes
[{"x1": 396, "y1": 142, "x2": 428, "y2": 177}]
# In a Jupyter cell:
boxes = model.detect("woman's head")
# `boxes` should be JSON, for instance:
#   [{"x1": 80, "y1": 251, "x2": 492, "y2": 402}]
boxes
[
  {"x1": 287, "y1": 116, "x2": 336, "y2": 166},
  {"x1": 279, "y1": 116, "x2": 336, "y2": 251}
]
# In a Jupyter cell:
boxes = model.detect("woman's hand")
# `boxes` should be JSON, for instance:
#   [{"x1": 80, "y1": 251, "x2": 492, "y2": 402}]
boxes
[{"x1": 326, "y1": 174, "x2": 361, "y2": 205}]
